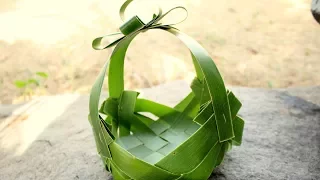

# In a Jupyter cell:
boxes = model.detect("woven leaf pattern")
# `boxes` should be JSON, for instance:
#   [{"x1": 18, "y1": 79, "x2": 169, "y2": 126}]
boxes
[{"x1": 88, "y1": 1, "x2": 245, "y2": 179}]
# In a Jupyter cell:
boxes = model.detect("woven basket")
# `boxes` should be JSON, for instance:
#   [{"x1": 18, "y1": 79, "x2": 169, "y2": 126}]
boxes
[{"x1": 88, "y1": 1, "x2": 244, "y2": 179}]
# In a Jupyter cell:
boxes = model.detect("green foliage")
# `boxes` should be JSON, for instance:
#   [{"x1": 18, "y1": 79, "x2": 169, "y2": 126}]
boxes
[
  {"x1": 27, "y1": 78, "x2": 40, "y2": 86},
  {"x1": 13, "y1": 71, "x2": 49, "y2": 99},
  {"x1": 14, "y1": 80, "x2": 28, "y2": 89},
  {"x1": 36, "y1": 72, "x2": 49, "y2": 79}
]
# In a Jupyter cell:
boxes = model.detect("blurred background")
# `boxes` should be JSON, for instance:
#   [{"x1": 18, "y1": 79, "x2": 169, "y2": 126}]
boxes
[{"x1": 0, "y1": 0, "x2": 319, "y2": 104}]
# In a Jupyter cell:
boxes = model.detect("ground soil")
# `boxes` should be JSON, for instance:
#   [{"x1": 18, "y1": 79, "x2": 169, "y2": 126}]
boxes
[{"x1": 0, "y1": 0, "x2": 319, "y2": 104}]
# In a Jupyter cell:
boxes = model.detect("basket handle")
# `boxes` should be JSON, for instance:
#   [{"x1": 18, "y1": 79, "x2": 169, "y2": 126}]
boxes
[{"x1": 90, "y1": 1, "x2": 235, "y2": 142}]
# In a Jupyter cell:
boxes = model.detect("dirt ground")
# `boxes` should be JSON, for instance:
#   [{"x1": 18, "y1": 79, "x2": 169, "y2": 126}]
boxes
[{"x1": 0, "y1": 0, "x2": 319, "y2": 104}]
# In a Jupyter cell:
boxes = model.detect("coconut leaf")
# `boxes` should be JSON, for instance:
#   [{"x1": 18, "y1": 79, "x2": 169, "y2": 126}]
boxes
[{"x1": 88, "y1": 0, "x2": 245, "y2": 179}]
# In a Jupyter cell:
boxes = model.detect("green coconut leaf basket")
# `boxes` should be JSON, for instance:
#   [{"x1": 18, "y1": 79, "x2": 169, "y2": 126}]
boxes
[{"x1": 88, "y1": 1, "x2": 245, "y2": 179}]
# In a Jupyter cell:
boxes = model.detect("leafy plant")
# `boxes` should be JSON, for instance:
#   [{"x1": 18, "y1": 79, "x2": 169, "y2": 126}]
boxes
[{"x1": 14, "y1": 71, "x2": 48, "y2": 100}]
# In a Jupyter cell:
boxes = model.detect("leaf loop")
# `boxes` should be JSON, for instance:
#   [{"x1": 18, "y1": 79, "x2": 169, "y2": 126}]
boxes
[{"x1": 92, "y1": 0, "x2": 188, "y2": 50}]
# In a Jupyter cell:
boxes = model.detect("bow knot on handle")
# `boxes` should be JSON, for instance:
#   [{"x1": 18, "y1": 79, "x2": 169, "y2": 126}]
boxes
[
  {"x1": 119, "y1": 16, "x2": 145, "y2": 35},
  {"x1": 92, "y1": 0, "x2": 188, "y2": 50}
]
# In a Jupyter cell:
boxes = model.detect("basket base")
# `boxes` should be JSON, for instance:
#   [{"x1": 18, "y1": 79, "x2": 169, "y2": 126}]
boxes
[{"x1": 115, "y1": 118, "x2": 201, "y2": 165}]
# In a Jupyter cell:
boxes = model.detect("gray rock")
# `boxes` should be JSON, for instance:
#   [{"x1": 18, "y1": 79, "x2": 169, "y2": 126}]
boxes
[
  {"x1": 0, "y1": 103, "x2": 24, "y2": 120},
  {"x1": 0, "y1": 81, "x2": 319, "y2": 180},
  {"x1": 312, "y1": 0, "x2": 320, "y2": 24}
]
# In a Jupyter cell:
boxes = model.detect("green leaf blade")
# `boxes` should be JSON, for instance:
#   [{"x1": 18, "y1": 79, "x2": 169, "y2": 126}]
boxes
[
  {"x1": 36, "y1": 72, "x2": 48, "y2": 79},
  {"x1": 14, "y1": 80, "x2": 27, "y2": 88}
]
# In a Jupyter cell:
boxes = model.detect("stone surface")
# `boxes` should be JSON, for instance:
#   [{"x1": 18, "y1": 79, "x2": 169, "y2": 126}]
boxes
[
  {"x1": 0, "y1": 81, "x2": 319, "y2": 180},
  {"x1": 312, "y1": 0, "x2": 320, "y2": 24}
]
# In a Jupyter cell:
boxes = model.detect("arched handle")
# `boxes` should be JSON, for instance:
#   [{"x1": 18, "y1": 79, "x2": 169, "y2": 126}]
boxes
[{"x1": 90, "y1": 27, "x2": 234, "y2": 142}]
